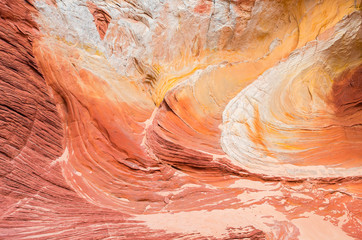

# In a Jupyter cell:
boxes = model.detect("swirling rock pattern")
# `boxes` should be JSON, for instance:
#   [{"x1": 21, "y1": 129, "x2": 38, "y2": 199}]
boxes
[
  {"x1": 222, "y1": 12, "x2": 362, "y2": 179},
  {"x1": 1, "y1": 0, "x2": 361, "y2": 239}
]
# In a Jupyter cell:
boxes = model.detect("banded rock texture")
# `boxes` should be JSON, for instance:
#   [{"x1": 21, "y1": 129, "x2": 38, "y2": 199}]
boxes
[{"x1": 0, "y1": 0, "x2": 361, "y2": 239}]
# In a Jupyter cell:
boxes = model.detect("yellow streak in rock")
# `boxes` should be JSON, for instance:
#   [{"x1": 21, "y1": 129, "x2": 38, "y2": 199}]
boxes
[
  {"x1": 296, "y1": 0, "x2": 356, "y2": 48},
  {"x1": 151, "y1": 49, "x2": 247, "y2": 106},
  {"x1": 150, "y1": 0, "x2": 356, "y2": 108}
]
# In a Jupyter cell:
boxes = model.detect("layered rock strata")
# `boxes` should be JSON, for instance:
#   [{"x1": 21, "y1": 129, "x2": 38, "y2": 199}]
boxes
[{"x1": 1, "y1": 0, "x2": 361, "y2": 239}]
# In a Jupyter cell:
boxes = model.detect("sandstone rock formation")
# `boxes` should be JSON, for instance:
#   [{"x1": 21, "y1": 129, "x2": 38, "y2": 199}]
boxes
[{"x1": 1, "y1": 0, "x2": 361, "y2": 239}]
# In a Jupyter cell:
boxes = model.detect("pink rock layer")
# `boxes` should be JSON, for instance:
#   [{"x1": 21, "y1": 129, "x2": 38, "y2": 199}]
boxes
[{"x1": 0, "y1": 0, "x2": 361, "y2": 239}]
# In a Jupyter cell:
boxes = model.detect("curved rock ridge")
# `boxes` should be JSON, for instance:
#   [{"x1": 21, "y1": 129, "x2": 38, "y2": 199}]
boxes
[
  {"x1": 1, "y1": 0, "x2": 362, "y2": 239},
  {"x1": 221, "y1": 12, "x2": 362, "y2": 179}
]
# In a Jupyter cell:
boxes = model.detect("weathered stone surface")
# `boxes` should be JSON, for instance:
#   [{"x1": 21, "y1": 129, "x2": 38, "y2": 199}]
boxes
[
  {"x1": 222, "y1": 12, "x2": 362, "y2": 179},
  {"x1": 1, "y1": 0, "x2": 361, "y2": 239}
]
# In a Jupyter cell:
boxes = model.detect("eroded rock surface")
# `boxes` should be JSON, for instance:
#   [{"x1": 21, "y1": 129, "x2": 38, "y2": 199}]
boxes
[{"x1": 1, "y1": 0, "x2": 361, "y2": 239}]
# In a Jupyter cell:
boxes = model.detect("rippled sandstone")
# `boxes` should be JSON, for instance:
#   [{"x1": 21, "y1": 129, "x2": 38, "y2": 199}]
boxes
[{"x1": 1, "y1": 0, "x2": 361, "y2": 239}]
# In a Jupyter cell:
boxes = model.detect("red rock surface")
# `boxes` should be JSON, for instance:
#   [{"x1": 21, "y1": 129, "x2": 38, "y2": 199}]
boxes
[
  {"x1": 0, "y1": 1, "x2": 176, "y2": 239},
  {"x1": 87, "y1": 1, "x2": 111, "y2": 40},
  {"x1": 1, "y1": 0, "x2": 361, "y2": 239}
]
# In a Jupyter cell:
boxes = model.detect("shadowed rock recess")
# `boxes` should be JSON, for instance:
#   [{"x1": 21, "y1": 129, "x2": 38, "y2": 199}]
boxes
[{"x1": 0, "y1": 0, "x2": 361, "y2": 239}]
